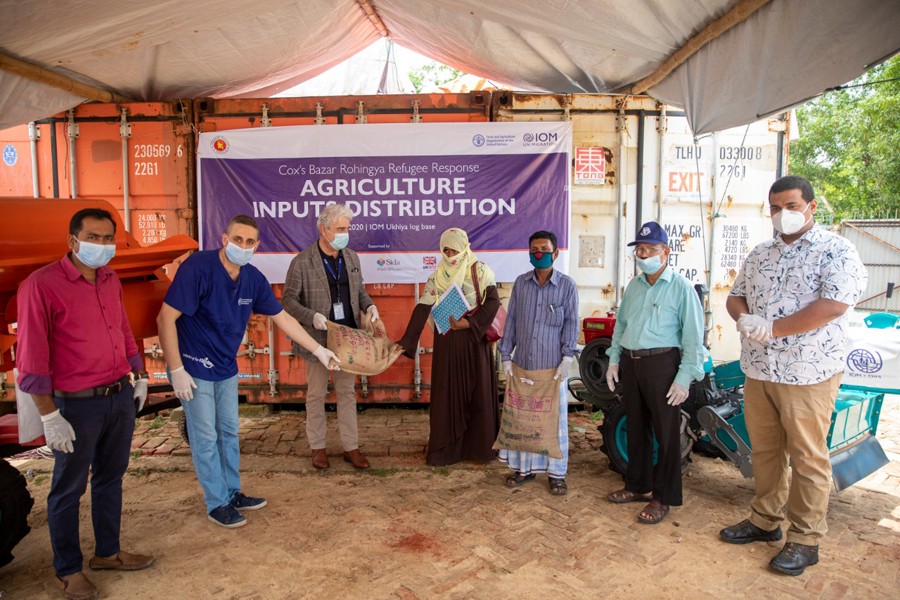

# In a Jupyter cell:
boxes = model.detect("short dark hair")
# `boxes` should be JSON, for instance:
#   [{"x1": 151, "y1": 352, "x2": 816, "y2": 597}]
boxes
[
  {"x1": 529, "y1": 230, "x2": 557, "y2": 251},
  {"x1": 226, "y1": 214, "x2": 259, "y2": 233},
  {"x1": 69, "y1": 208, "x2": 116, "y2": 236},
  {"x1": 770, "y1": 175, "x2": 814, "y2": 202}
]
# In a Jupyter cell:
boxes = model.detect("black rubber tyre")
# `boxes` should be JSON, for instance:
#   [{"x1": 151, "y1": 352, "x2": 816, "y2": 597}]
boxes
[
  {"x1": 599, "y1": 401, "x2": 693, "y2": 475},
  {"x1": 0, "y1": 459, "x2": 34, "y2": 568},
  {"x1": 578, "y1": 337, "x2": 620, "y2": 401}
]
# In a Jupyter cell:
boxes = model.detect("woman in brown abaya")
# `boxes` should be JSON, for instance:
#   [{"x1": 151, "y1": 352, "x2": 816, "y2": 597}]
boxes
[{"x1": 397, "y1": 228, "x2": 500, "y2": 466}]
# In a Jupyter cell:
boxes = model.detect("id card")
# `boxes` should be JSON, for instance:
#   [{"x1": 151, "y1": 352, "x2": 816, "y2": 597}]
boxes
[{"x1": 333, "y1": 302, "x2": 345, "y2": 321}]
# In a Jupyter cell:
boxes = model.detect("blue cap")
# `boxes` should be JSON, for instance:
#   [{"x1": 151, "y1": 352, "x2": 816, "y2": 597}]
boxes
[{"x1": 627, "y1": 221, "x2": 668, "y2": 246}]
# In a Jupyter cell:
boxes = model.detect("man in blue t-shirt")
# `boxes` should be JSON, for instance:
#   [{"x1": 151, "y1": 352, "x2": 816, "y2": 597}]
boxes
[{"x1": 157, "y1": 215, "x2": 339, "y2": 528}]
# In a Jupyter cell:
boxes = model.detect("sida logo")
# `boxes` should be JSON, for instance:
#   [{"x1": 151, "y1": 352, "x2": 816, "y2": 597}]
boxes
[
  {"x1": 376, "y1": 257, "x2": 400, "y2": 268},
  {"x1": 211, "y1": 136, "x2": 229, "y2": 154},
  {"x1": 847, "y1": 348, "x2": 882, "y2": 374},
  {"x1": 472, "y1": 134, "x2": 485, "y2": 147}
]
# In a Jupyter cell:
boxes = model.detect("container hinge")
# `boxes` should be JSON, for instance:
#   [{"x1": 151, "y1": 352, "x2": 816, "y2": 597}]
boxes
[
  {"x1": 28, "y1": 121, "x2": 40, "y2": 142},
  {"x1": 119, "y1": 108, "x2": 132, "y2": 139},
  {"x1": 360, "y1": 374, "x2": 369, "y2": 398},
  {"x1": 260, "y1": 103, "x2": 272, "y2": 128},
  {"x1": 315, "y1": 102, "x2": 326, "y2": 125},
  {"x1": 356, "y1": 101, "x2": 367, "y2": 124},
  {"x1": 144, "y1": 343, "x2": 163, "y2": 360},
  {"x1": 616, "y1": 99, "x2": 627, "y2": 132},
  {"x1": 656, "y1": 102, "x2": 668, "y2": 134},
  {"x1": 67, "y1": 110, "x2": 79, "y2": 139},
  {"x1": 563, "y1": 95, "x2": 572, "y2": 121},
  {"x1": 411, "y1": 100, "x2": 422, "y2": 123}
]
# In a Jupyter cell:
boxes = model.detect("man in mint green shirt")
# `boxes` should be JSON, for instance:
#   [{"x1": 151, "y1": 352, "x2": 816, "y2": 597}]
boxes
[{"x1": 604, "y1": 221, "x2": 704, "y2": 525}]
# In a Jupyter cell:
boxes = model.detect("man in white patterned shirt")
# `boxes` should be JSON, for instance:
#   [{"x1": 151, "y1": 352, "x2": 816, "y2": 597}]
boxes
[{"x1": 719, "y1": 175, "x2": 867, "y2": 576}]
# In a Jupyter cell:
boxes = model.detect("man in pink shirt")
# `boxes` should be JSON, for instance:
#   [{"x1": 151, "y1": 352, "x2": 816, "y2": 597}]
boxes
[{"x1": 16, "y1": 208, "x2": 154, "y2": 600}]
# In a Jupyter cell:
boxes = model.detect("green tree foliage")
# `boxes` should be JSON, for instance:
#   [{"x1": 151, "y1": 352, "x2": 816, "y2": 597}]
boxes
[
  {"x1": 790, "y1": 55, "x2": 900, "y2": 221},
  {"x1": 408, "y1": 63, "x2": 464, "y2": 94}
]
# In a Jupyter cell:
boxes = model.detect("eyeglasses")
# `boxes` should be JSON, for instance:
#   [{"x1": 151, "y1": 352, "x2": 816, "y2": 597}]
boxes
[{"x1": 633, "y1": 247, "x2": 665, "y2": 258}]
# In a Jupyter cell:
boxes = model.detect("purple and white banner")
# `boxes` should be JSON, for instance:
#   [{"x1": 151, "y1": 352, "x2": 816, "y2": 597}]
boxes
[{"x1": 198, "y1": 122, "x2": 572, "y2": 283}]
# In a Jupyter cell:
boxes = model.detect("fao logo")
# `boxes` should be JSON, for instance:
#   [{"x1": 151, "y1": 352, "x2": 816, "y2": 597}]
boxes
[
  {"x1": 472, "y1": 134, "x2": 485, "y2": 147},
  {"x1": 523, "y1": 133, "x2": 534, "y2": 142},
  {"x1": 847, "y1": 348, "x2": 882, "y2": 373},
  {"x1": 211, "y1": 136, "x2": 229, "y2": 153}
]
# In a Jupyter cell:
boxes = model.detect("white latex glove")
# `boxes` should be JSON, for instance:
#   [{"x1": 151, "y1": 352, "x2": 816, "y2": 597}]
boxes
[
  {"x1": 606, "y1": 363, "x2": 619, "y2": 392},
  {"x1": 367, "y1": 305, "x2": 380, "y2": 322},
  {"x1": 170, "y1": 366, "x2": 197, "y2": 401},
  {"x1": 313, "y1": 312, "x2": 328, "y2": 331},
  {"x1": 41, "y1": 409, "x2": 76, "y2": 453},
  {"x1": 313, "y1": 345, "x2": 341, "y2": 371},
  {"x1": 133, "y1": 378, "x2": 148, "y2": 412},
  {"x1": 666, "y1": 382, "x2": 690, "y2": 406},
  {"x1": 737, "y1": 314, "x2": 773, "y2": 344},
  {"x1": 554, "y1": 356, "x2": 574, "y2": 381},
  {"x1": 502, "y1": 360, "x2": 513, "y2": 377}
]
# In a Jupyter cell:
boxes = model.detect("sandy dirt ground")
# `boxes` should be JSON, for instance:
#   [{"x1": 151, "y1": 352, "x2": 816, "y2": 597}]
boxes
[{"x1": 2, "y1": 398, "x2": 899, "y2": 600}]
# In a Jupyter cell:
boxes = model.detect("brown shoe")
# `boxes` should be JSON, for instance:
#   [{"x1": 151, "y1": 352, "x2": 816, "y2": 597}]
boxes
[
  {"x1": 343, "y1": 449, "x2": 370, "y2": 469},
  {"x1": 55, "y1": 571, "x2": 99, "y2": 600},
  {"x1": 89, "y1": 550, "x2": 155, "y2": 571},
  {"x1": 311, "y1": 448, "x2": 329, "y2": 470}
]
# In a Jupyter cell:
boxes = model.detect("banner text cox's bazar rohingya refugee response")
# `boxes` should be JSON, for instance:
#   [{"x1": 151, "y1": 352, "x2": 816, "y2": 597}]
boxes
[{"x1": 197, "y1": 122, "x2": 572, "y2": 284}]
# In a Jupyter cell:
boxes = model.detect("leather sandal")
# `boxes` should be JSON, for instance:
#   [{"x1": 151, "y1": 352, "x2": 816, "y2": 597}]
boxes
[
  {"x1": 504, "y1": 472, "x2": 536, "y2": 488},
  {"x1": 548, "y1": 477, "x2": 568, "y2": 496},
  {"x1": 606, "y1": 488, "x2": 652, "y2": 504},
  {"x1": 637, "y1": 500, "x2": 670, "y2": 524}
]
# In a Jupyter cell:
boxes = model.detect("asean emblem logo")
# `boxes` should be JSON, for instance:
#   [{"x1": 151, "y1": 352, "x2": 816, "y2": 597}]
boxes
[
  {"x1": 472, "y1": 134, "x2": 485, "y2": 147},
  {"x1": 847, "y1": 348, "x2": 882, "y2": 374},
  {"x1": 211, "y1": 136, "x2": 229, "y2": 153}
]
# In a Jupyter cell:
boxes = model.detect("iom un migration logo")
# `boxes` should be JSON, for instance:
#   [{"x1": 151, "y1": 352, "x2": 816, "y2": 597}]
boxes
[{"x1": 847, "y1": 348, "x2": 883, "y2": 374}]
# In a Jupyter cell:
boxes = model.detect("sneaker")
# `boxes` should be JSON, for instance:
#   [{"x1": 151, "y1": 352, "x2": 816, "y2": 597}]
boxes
[
  {"x1": 207, "y1": 504, "x2": 247, "y2": 528},
  {"x1": 230, "y1": 492, "x2": 267, "y2": 511}
]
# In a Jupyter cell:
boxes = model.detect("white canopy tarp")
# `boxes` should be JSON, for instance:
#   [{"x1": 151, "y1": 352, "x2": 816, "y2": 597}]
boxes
[{"x1": 1, "y1": 0, "x2": 898, "y2": 133}]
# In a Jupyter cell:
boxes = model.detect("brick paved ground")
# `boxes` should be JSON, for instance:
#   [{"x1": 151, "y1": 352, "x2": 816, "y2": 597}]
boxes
[{"x1": 4, "y1": 396, "x2": 900, "y2": 599}]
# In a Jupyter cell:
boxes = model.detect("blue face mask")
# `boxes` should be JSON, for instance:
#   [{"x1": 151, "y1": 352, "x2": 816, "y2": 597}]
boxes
[
  {"x1": 74, "y1": 240, "x2": 116, "y2": 268},
  {"x1": 635, "y1": 255, "x2": 664, "y2": 274},
  {"x1": 330, "y1": 232, "x2": 349, "y2": 251},
  {"x1": 225, "y1": 241, "x2": 255, "y2": 267},
  {"x1": 529, "y1": 251, "x2": 554, "y2": 269}
]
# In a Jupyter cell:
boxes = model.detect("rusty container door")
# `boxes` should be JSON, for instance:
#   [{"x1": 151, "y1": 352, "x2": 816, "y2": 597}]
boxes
[{"x1": 194, "y1": 93, "x2": 490, "y2": 404}]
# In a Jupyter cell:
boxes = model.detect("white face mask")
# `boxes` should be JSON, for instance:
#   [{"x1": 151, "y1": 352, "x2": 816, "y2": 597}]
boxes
[{"x1": 772, "y1": 205, "x2": 811, "y2": 236}]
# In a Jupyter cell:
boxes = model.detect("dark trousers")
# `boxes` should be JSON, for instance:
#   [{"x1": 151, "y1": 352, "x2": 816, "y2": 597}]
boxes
[
  {"x1": 49, "y1": 385, "x2": 134, "y2": 576},
  {"x1": 620, "y1": 349, "x2": 684, "y2": 506}
]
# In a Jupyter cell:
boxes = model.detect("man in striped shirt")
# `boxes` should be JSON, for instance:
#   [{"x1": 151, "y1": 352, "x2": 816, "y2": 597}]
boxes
[{"x1": 499, "y1": 230, "x2": 579, "y2": 495}]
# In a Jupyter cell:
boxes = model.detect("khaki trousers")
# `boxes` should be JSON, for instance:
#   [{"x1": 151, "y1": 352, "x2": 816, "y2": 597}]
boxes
[
  {"x1": 744, "y1": 373, "x2": 841, "y2": 546},
  {"x1": 305, "y1": 359, "x2": 359, "y2": 451}
]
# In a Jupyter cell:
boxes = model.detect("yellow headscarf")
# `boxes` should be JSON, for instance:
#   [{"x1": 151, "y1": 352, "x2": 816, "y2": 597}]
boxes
[{"x1": 420, "y1": 228, "x2": 495, "y2": 307}]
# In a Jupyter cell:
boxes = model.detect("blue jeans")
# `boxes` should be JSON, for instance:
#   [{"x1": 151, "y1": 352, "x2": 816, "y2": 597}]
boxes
[
  {"x1": 49, "y1": 385, "x2": 135, "y2": 576},
  {"x1": 180, "y1": 375, "x2": 240, "y2": 513}
]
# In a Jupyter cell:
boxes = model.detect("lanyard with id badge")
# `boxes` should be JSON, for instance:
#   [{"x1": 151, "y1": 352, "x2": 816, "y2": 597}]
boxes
[{"x1": 323, "y1": 255, "x2": 346, "y2": 321}]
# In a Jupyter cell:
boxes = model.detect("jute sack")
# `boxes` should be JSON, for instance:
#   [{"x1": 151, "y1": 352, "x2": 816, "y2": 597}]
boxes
[
  {"x1": 493, "y1": 365, "x2": 562, "y2": 459},
  {"x1": 325, "y1": 313, "x2": 403, "y2": 376}
]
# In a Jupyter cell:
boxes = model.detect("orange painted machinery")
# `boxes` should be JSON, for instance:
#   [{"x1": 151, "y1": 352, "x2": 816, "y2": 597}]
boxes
[{"x1": 0, "y1": 197, "x2": 197, "y2": 446}]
